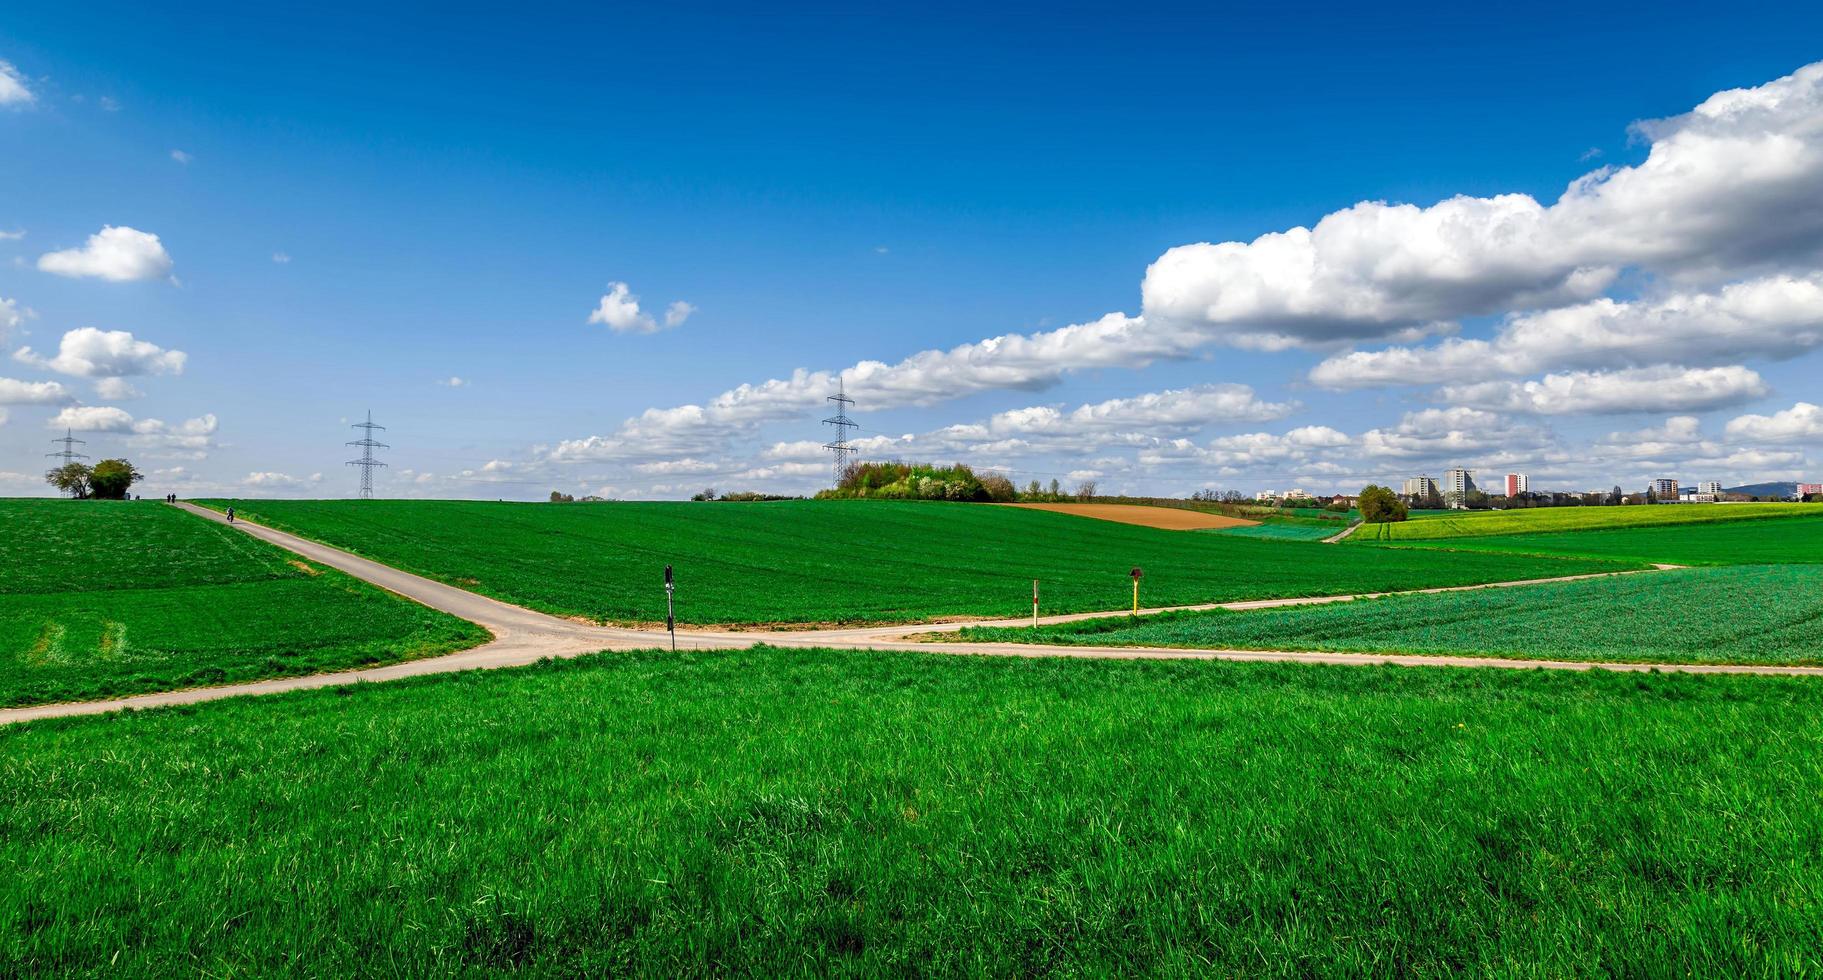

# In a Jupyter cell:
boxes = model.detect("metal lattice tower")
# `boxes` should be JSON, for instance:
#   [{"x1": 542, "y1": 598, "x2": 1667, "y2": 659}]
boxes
[
  {"x1": 822, "y1": 377, "x2": 858, "y2": 486},
  {"x1": 345, "y1": 410, "x2": 390, "y2": 499},
  {"x1": 46, "y1": 428, "x2": 89, "y2": 464}
]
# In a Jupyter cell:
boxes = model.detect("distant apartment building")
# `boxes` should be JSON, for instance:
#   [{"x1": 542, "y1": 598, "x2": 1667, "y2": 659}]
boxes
[
  {"x1": 1504, "y1": 473, "x2": 1529, "y2": 497},
  {"x1": 1698, "y1": 481, "x2": 1723, "y2": 496},
  {"x1": 1798, "y1": 482, "x2": 1823, "y2": 498},
  {"x1": 1403, "y1": 475, "x2": 1439, "y2": 502},
  {"x1": 1650, "y1": 478, "x2": 1679, "y2": 501},
  {"x1": 1444, "y1": 468, "x2": 1476, "y2": 509}
]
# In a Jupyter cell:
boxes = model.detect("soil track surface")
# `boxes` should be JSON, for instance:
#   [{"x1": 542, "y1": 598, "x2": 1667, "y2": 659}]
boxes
[
  {"x1": 0, "y1": 506, "x2": 1803, "y2": 726},
  {"x1": 1000, "y1": 502, "x2": 1257, "y2": 530},
  {"x1": 1324, "y1": 521, "x2": 1364, "y2": 543}
]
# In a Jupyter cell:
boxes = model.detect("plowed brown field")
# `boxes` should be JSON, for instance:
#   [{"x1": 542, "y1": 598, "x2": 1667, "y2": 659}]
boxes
[{"x1": 1000, "y1": 503, "x2": 1259, "y2": 531}]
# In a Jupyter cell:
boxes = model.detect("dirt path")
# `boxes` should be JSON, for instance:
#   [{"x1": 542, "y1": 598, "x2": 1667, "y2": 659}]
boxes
[
  {"x1": 1323, "y1": 520, "x2": 1363, "y2": 543},
  {"x1": 0, "y1": 508, "x2": 1783, "y2": 727}
]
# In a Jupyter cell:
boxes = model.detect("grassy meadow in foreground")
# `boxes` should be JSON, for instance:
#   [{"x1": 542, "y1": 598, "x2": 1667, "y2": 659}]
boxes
[
  {"x1": 5, "y1": 648, "x2": 1823, "y2": 976},
  {"x1": 0, "y1": 499, "x2": 486, "y2": 707},
  {"x1": 959, "y1": 565, "x2": 1823, "y2": 665},
  {"x1": 199, "y1": 499, "x2": 1637, "y2": 624},
  {"x1": 1351, "y1": 501, "x2": 1823, "y2": 542},
  {"x1": 1378, "y1": 516, "x2": 1823, "y2": 566}
]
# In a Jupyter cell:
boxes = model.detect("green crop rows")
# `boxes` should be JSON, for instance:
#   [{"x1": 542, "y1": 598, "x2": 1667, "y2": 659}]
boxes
[
  {"x1": 1352, "y1": 501, "x2": 1823, "y2": 542},
  {"x1": 1215, "y1": 521, "x2": 1337, "y2": 541},
  {"x1": 959, "y1": 565, "x2": 1823, "y2": 666},
  {"x1": 6, "y1": 648, "x2": 1823, "y2": 975},
  {"x1": 199, "y1": 499, "x2": 1639, "y2": 625},
  {"x1": 1379, "y1": 516, "x2": 1823, "y2": 566},
  {"x1": 0, "y1": 500, "x2": 487, "y2": 707}
]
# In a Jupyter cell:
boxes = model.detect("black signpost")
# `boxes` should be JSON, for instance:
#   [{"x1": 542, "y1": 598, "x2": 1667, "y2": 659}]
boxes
[{"x1": 664, "y1": 565, "x2": 676, "y2": 652}]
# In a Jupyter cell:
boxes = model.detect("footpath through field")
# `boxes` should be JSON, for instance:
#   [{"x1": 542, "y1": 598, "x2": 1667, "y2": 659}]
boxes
[
  {"x1": 0, "y1": 504, "x2": 1804, "y2": 726},
  {"x1": 1322, "y1": 520, "x2": 1364, "y2": 544}
]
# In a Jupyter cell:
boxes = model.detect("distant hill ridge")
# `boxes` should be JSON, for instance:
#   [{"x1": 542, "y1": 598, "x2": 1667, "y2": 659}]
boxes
[{"x1": 1724, "y1": 482, "x2": 1798, "y2": 497}]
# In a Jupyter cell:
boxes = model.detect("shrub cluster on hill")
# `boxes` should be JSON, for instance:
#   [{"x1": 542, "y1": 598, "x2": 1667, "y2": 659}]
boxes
[
  {"x1": 45, "y1": 459, "x2": 143, "y2": 500},
  {"x1": 690, "y1": 489, "x2": 802, "y2": 502},
  {"x1": 814, "y1": 461, "x2": 1026, "y2": 502}
]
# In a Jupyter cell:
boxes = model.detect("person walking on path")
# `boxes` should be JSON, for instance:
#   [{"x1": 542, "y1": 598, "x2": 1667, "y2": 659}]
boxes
[{"x1": 226, "y1": 506, "x2": 235, "y2": 523}]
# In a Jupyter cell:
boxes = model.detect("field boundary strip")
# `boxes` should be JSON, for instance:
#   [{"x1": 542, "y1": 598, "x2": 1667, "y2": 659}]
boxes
[{"x1": 996, "y1": 502, "x2": 1259, "y2": 531}]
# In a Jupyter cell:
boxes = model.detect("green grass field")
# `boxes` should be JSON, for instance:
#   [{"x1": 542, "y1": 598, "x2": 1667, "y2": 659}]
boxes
[
  {"x1": 959, "y1": 565, "x2": 1823, "y2": 666},
  {"x1": 6, "y1": 648, "x2": 1822, "y2": 975},
  {"x1": 1239, "y1": 505, "x2": 1355, "y2": 522},
  {"x1": 1215, "y1": 521, "x2": 1338, "y2": 541},
  {"x1": 0, "y1": 499, "x2": 487, "y2": 707},
  {"x1": 198, "y1": 499, "x2": 1638, "y2": 625},
  {"x1": 1352, "y1": 502, "x2": 1823, "y2": 542},
  {"x1": 1378, "y1": 517, "x2": 1823, "y2": 566}
]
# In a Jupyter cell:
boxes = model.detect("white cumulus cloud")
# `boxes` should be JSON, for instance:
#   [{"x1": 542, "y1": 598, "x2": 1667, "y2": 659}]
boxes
[
  {"x1": 1358, "y1": 407, "x2": 1552, "y2": 461},
  {"x1": 15, "y1": 327, "x2": 187, "y2": 378},
  {"x1": 0, "y1": 378, "x2": 75, "y2": 405},
  {"x1": 244, "y1": 471, "x2": 322, "y2": 489},
  {"x1": 0, "y1": 60, "x2": 33, "y2": 108},
  {"x1": 1725, "y1": 402, "x2": 1823, "y2": 443},
  {"x1": 94, "y1": 378, "x2": 145, "y2": 400},
  {"x1": 37, "y1": 226, "x2": 175, "y2": 282},
  {"x1": 48, "y1": 405, "x2": 136, "y2": 432},
  {"x1": 588, "y1": 282, "x2": 695, "y2": 334},
  {"x1": 1143, "y1": 61, "x2": 1823, "y2": 348},
  {"x1": 45, "y1": 407, "x2": 217, "y2": 457},
  {"x1": 1310, "y1": 274, "x2": 1823, "y2": 388},
  {"x1": 0, "y1": 296, "x2": 31, "y2": 342},
  {"x1": 1439, "y1": 366, "x2": 1769, "y2": 416}
]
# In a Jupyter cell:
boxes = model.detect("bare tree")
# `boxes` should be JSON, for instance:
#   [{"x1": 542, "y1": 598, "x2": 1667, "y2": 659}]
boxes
[{"x1": 1074, "y1": 480, "x2": 1098, "y2": 501}]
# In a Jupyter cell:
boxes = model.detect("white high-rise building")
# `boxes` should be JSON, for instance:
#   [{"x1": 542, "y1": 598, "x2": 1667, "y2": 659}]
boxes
[
  {"x1": 1504, "y1": 473, "x2": 1529, "y2": 497},
  {"x1": 1698, "y1": 481, "x2": 1723, "y2": 495},
  {"x1": 1651, "y1": 478, "x2": 1679, "y2": 501},
  {"x1": 1403, "y1": 475, "x2": 1439, "y2": 503},
  {"x1": 1444, "y1": 468, "x2": 1475, "y2": 508}
]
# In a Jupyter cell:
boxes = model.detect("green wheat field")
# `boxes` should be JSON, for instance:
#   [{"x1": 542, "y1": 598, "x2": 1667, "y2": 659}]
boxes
[
  {"x1": 198, "y1": 499, "x2": 1637, "y2": 624},
  {"x1": 6, "y1": 648, "x2": 1823, "y2": 976},
  {"x1": 6, "y1": 496, "x2": 1823, "y2": 976},
  {"x1": 0, "y1": 500, "x2": 486, "y2": 707}
]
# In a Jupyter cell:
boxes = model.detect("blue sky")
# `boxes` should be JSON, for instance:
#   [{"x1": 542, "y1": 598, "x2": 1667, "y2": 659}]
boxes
[{"x1": 4, "y1": 3, "x2": 1823, "y2": 499}]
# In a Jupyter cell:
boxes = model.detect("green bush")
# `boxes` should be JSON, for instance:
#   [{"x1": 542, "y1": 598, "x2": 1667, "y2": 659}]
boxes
[{"x1": 817, "y1": 461, "x2": 991, "y2": 502}]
